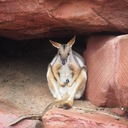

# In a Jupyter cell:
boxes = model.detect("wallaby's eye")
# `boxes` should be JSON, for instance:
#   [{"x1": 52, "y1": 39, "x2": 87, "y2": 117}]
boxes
[{"x1": 67, "y1": 52, "x2": 70, "y2": 56}]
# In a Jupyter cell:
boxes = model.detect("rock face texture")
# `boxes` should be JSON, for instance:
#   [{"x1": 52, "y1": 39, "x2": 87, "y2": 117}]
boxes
[
  {"x1": 0, "y1": 99, "x2": 43, "y2": 128},
  {"x1": 84, "y1": 34, "x2": 128, "y2": 108},
  {"x1": 43, "y1": 108, "x2": 128, "y2": 128},
  {"x1": 0, "y1": 0, "x2": 128, "y2": 39}
]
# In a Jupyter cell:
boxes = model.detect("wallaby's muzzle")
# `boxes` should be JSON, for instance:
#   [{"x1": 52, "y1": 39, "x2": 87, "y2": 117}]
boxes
[{"x1": 61, "y1": 58, "x2": 67, "y2": 65}]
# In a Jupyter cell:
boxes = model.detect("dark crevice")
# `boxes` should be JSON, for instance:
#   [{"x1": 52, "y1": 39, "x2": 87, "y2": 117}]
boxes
[{"x1": 0, "y1": 36, "x2": 87, "y2": 59}]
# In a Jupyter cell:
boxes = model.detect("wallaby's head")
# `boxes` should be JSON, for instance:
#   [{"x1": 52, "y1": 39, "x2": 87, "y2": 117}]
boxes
[{"x1": 49, "y1": 36, "x2": 76, "y2": 65}]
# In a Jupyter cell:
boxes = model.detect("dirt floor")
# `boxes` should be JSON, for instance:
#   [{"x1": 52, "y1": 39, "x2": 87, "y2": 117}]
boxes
[{"x1": 0, "y1": 37, "x2": 90, "y2": 115}]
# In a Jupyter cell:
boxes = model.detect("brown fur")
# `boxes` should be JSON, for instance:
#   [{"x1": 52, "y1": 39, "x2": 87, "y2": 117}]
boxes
[{"x1": 47, "y1": 35, "x2": 87, "y2": 108}]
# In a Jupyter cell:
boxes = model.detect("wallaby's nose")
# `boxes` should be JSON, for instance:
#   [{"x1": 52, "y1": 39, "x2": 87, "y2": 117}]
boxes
[
  {"x1": 61, "y1": 58, "x2": 67, "y2": 65},
  {"x1": 62, "y1": 60, "x2": 65, "y2": 65}
]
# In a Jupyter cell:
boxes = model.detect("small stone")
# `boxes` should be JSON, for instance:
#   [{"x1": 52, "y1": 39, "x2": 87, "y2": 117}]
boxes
[{"x1": 111, "y1": 108, "x2": 127, "y2": 117}]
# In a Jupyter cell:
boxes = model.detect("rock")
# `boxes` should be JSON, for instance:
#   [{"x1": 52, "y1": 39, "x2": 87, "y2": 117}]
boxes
[
  {"x1": 0, "y1": 113, "x2": 43, "y2": 128},
  {"x1": 0, "y1": 99, "x2": 43, "y2": 128},
  {"x1": 84, "y1": 34, "x2": 128, "y2": 108},
  {"x1": 0, "y1": 0, "x2": 128, "y2": 39},
  {"x1": 43, "y1": 108, "x2": 128, "y2": 128}
]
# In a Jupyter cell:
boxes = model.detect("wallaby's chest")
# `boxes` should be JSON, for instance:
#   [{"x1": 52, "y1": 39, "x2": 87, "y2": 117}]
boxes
[{"x1": 59, "y1": 63, "x2": 72, "y2": 83}]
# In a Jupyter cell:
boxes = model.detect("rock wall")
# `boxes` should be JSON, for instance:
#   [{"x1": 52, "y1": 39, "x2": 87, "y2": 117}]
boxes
[
  {"x1": 84, "y1": 34, "x2": 128, "y2": 108},
  {"x1": 0, "y1": 0, "x2": 128, "y2": 39}
]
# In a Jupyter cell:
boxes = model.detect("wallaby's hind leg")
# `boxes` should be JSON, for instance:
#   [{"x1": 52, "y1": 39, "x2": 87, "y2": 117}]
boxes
[
  {"x1": 62, "y1": 67, "x2": 87, "y2": 109},
  {"x1": 47, "y1": 65, "x2": 62, "y2": 100}
]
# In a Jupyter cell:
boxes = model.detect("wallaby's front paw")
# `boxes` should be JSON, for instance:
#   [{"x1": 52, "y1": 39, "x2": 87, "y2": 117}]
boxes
[
  {"x1": 67, "y1": 82, "x2": 73, "y2": 87},
  {"x1": 59, "y1": 82, "x2": 66, "y2": 87}
]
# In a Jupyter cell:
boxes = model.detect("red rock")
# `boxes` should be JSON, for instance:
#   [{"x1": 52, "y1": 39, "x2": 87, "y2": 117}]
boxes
[
  {"x1": 43, "y1": 108, "x2": 128, "y2": 128},
  {"x1": 0, "y1": 99, "x2": 43, "y2": 128},
  {"x1": 0, "y1": 0, "x2": 128, "y2": 39},
  {"x1": 84, "y1": 34, "x2": 128, "y2": 108},
  {"x1": 0, "y1": 112, "x2": 43, "y2": 128}
]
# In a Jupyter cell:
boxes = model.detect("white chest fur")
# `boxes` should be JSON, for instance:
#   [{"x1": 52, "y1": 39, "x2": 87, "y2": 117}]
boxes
[
  {"x1": 47, "y1": 50, "x2": 86, "y2": 100},
  {"x1": 59, "y1": 63, "x2": 72, "y2": 83}
]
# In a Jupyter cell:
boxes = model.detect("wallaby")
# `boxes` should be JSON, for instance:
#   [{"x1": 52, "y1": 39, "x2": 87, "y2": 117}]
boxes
[{"x1": 47, "y1": 35, "x2": 87, "y2": 109}]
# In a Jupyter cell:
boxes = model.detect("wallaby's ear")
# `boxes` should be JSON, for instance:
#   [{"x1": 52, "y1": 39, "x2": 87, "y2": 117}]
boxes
[
  {"x1": 49, "y1": 40, "x2": 60, "y2": 49},
  {"x1": 67, "y1": 35, "x2": 76, "y2": 47}
]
